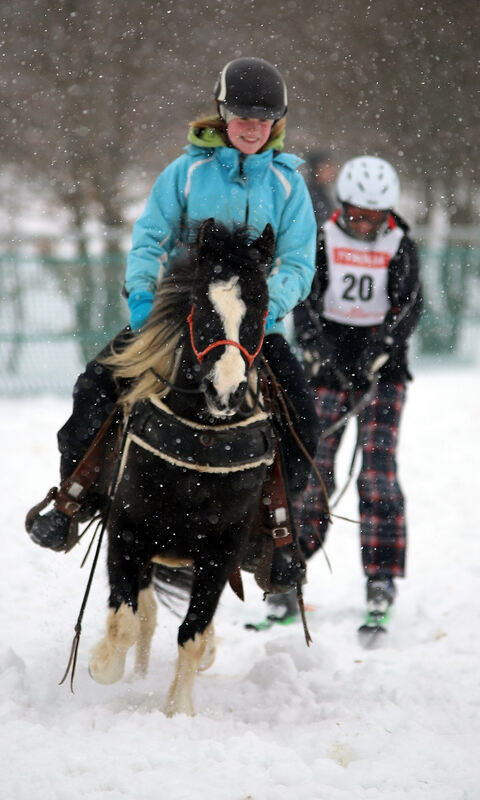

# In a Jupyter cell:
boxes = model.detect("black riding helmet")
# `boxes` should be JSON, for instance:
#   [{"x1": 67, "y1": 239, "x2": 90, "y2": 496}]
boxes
[{"x1": 214, "y1": 57, "x2": 288, "y2": 121}]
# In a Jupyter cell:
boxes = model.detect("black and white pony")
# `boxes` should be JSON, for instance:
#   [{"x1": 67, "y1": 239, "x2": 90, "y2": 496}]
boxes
[{"x1": 89, "y1": 219, "x2": 275, "y2": 715}]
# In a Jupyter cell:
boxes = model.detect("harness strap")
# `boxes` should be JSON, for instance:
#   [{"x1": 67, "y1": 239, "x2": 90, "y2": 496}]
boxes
[
  {"x1": 54, "y1": 409, "x2": 120, "y2": 518},
  {"x1": 128, "y1": 397, "x2": 274, "y2": 473},
  {"x1": 261, "y1": 447, "x2": 293, "y2": 548},
  {"x1": 187, "y1": 305, "x2": 268, "y2": 368}
]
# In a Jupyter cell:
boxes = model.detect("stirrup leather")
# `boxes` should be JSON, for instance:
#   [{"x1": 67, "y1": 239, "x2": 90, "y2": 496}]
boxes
[
  {"x1": 248, "y1": 446, "x2": 304, "y2": 594},
  {"x1": 25, "y1": 409, "x2": 120, "y2": 550}
]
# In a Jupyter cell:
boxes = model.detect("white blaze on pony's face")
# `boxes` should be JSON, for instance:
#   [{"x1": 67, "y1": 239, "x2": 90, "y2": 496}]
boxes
[{"x1": 205, "y1": 276, "x2": 247, "y2": 417}]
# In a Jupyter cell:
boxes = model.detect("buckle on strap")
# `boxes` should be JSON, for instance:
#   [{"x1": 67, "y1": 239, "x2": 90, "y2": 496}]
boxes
[
  {"x1": 272, "y1": 526, "x2": 290, "y2": 540},
  {"x1": 55, "y1": 480, "x2": 87, "y2": 517},
  {"x1": 63, "y1": 499, "x2": 83, "y2": 515},
  {"x1": 271, "y1": 526, "x2": 293, "y2": 546}
]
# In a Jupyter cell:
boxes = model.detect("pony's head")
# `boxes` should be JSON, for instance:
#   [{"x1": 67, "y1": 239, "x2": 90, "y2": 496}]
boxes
[
  {"x1": 188, "y1": 218, "x2": 273, "y2": 418},
  {"x1": 103, "y1": 219, "x2": 273, "y2": 416}
]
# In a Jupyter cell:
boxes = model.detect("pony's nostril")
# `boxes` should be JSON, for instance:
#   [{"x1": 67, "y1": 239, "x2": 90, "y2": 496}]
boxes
[
  {"x1": 203, "y1": 378, "x2": 215, "y2": 395},
  {"x1": 231, "y1": 381, "x2": 247, "y2": 405}
]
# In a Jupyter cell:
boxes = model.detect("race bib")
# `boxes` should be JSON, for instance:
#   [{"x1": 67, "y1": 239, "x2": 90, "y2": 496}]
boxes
[{"x1": 322, "y1": 219, "x2": 403, "y2": 326}]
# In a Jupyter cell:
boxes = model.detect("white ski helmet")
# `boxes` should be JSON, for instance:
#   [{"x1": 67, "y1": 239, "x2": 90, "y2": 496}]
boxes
[{"x1": 336, "y1": 156, "x2": 400, "y2": 210}]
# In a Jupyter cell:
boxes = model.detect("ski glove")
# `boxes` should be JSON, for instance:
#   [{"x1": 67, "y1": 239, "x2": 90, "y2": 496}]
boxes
[
  {"x1": 302, "y1": 339, "x2": 336, "y2": 381},
  {"x1": 352, "y1": 338, "x2": 392, "y2": 386},
  {"x1": 128, "y1": 290, "x2": 154, "y2": 330},
  {"x1": 265, "y1": 303, "x2": 281, "y2": 335}
]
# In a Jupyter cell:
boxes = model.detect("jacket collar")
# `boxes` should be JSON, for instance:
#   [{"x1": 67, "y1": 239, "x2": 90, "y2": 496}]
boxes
[
  {"x1": 187, "y1": 117, "x2": 286, "y2": 152},
  {"x1": 185, "y1": 134, "x2": 303, "y2": 177}
]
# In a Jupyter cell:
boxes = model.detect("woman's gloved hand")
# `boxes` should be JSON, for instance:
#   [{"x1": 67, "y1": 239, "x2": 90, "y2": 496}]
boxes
[
  {"x1": 265, "y1": 304, "x2": 280, "y2": 335},
  {"x1": 128, "y1": 290, "x2": 154, "y2": 330}
]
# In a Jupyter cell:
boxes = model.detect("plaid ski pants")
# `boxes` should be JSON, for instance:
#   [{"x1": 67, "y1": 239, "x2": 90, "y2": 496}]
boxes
[{"x1": 295, "y1": 381, "x2": 407, "y2": 578}]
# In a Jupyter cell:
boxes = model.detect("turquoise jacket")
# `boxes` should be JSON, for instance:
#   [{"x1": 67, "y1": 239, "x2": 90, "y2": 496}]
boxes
[{"x1": 125, "y1": 128, "x2": 316, "y2": 335}]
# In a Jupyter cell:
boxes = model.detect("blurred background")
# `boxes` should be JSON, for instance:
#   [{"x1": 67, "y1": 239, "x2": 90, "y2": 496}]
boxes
[{"x1": 1, "y1": 0, "x2": 478, "y2": 393}]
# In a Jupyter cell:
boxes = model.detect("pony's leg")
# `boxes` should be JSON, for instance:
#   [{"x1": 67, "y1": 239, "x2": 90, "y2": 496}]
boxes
[
  {"x1": 164, "y1": 553, "x2": 234, "y2": 716},
  {"x1": 197, "y1": 622, "x2": 216, "y2": 672},
  {"x1": 134, "y1": 585, "x2": 158, "y2": 677},
  {"x1": 89, "y1": 603, "x2": 140, "y2": 685},
  {"x1": 165, "y1": 629, "x2": 210, "y2": 717}
]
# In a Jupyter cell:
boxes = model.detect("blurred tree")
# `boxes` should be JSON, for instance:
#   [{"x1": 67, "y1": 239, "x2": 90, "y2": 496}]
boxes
[
  {"x1": 0, "y1": 0, "x2": 478, "y2": 353},
  {"x1": 1, "y1": 0, "x2": 477, "y2": 223}
]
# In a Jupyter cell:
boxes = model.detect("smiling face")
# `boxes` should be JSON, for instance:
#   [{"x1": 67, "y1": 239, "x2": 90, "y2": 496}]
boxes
[{"x1": 226, "y1": 117, "x2": 273, "y2": 155}]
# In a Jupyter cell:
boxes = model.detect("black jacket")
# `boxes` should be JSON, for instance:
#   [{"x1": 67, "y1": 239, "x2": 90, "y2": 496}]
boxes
[
  {"x1": 293, "y1": 212, "x2": 423, "y2": 389},
  {"x1": 307, "y1": 180, "x2": 335, "y2": 229}
]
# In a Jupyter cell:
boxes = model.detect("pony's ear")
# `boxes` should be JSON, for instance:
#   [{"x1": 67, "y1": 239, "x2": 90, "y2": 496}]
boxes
[
  {"x1": 252, "y1": 224, "x2": 275, "y2": 262},
  {"x1": 197, "y1": 218, "x2": 217, "y2": 249}
]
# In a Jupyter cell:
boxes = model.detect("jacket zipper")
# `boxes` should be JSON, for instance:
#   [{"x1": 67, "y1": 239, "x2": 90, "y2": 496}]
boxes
[{"x1": 238, "y1": 155, "x2": 249, "y2": 224}]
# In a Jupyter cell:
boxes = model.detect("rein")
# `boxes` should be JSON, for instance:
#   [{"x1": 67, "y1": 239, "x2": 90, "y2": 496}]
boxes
[
  {"x1": 261, "y1": 357, "x2": 360, "y2": 529},
  {"x1": 59, "y1": 413, "x2": 132, "y2": 692},
  {"x1": 150, "y1": 367, "x2": 204, "y2": 395},
  {"x1": 319, "y1": 372, "x2": 379, "y2": 439},
  {"x1": 187, "y1": 305, "x2": 268, "y2": 368}
]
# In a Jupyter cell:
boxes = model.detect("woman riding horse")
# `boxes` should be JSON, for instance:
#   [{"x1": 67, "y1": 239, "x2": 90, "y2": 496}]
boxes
[{"x1": 27, "y1": 56, "x2": 318, "y2": 590}]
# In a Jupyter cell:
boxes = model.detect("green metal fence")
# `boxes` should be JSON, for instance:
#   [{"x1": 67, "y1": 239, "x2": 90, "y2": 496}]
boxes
[
  {"x1": 0, "y1": 251, "x2": 128, "y2": 394},
  {"x1": 1, "y1": 241, "x2": 479, "y2": 395},
  {"x1": 416, "y1": 241, "x2": 480, "y2": 357}
]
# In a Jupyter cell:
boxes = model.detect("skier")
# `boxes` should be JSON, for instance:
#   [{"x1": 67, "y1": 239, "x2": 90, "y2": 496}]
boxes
[
  {"x1": 268, "y1": 155, "x2": 423, "y2": 630},
  {"x1": 27, "y1": 57, "x2": 318, "y2": 592}
]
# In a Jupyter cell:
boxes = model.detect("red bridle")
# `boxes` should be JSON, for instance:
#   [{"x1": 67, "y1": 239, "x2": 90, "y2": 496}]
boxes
[{"x1": 187, "y1": 305, "x2": 268, "y2": 369}]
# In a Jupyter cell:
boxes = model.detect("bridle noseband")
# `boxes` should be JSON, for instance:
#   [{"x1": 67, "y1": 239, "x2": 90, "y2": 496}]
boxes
[{"x1": 187, "y1": 305, "x2": 268, "y2": 369}]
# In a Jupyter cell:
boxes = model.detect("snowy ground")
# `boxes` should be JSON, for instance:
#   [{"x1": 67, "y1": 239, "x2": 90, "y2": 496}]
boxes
[{"x1": 1, "y1": 364, "x2": 479, "y2": 800}]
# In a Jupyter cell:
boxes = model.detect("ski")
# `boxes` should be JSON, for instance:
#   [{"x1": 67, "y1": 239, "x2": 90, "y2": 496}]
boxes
[
  {"x1": 245, "y1": 612, "x2": 299, "y2": 631},
  {"x1": 358, "y1": 609, "x2": 390, "y2": 647},
  {"x1": 245, "y1": 604, "x2": 315, "y2": 632}
]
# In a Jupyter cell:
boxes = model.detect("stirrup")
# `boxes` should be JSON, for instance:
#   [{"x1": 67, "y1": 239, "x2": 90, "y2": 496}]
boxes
[{"x1": 25, "y1": 487, "x2": 82, "y2": 553}]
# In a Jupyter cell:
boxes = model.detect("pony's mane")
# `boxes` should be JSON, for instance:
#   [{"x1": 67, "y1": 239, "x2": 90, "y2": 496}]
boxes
[
  {"x1": 103, "y1": 221, "x2": 265, "y2": 408},
  {"x1": 182, "y1": 219, "x2": 266, "y2": 273}
]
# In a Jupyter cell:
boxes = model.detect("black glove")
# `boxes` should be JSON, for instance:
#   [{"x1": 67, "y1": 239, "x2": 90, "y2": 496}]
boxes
[
  {"x1": 301, "y1": 339, "x2": 335, "y2": 381},
  {"x1": 352, "y1": 337, "x2": 392, "y2": 387}
]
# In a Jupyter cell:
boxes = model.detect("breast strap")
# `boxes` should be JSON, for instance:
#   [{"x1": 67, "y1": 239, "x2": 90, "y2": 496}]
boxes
[{"x1": 128, "y1": 397, "x2": 274, "y2": 473}]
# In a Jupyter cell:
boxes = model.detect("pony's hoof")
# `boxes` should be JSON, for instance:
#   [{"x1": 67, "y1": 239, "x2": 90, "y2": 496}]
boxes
[
  {"x1": 164, "y1": 697, "x2": 195, "y2": 717},
  {"x1": 89, "y1": 640, "x2": 126, "y2": 685}
]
